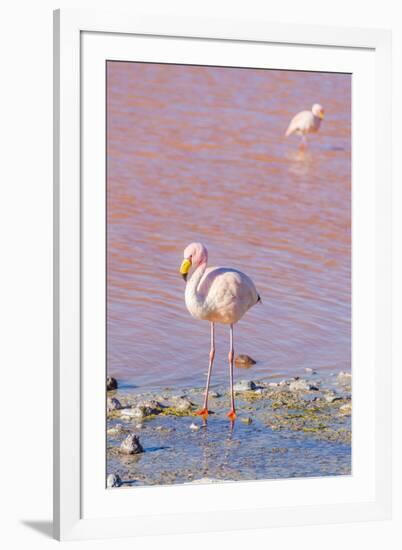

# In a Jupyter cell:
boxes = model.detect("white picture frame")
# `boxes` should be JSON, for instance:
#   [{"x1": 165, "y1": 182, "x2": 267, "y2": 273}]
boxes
[{"x1": 53, "y1": 8, "x2": 392, "y2": 541}]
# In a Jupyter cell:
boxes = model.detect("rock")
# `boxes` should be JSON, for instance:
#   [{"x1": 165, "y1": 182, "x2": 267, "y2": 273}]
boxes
[
  {"x1": 289, "y1": 379, "x2": 319, "y2": 392},
  {"x1": 106, "y1": 376, "x2": 118, "y2": 391},
  {"x1": 233, "y1": 380, "x2": 257, "y2": 392},
  {"x1": 337, "y1": 371, "x2": 352, "y2": 386},
  {"x1": 107, "y1": 423, "x2": 124, "y2": 435},
  {"x1": 268, "y1": 382, "x2": 281, "y2": 388},
  {"x1": 122, "y1": 400, "x2": 164, "y2": 419},
  {"x1": 171, "y1": 396, "x2": 194, "y2": 412},
  {"x1": 120, "y1": 433, "x2": 144, "y2": 455},
  {"x1": 324, "y1": 392, "x2": 341, "y2": 403},
  {"x1": 107, "y1": 397, "x2": 122, "y2": 412},
  {"x1": 189, "y1": 423, "x2": 200, "y2": 431},
  {"x1": 107, "y1": 473, "x2": 122, "y2": 488},
  {"x1": 241, "y1": 417, "x2": 252, "y2": 424},
  {"x1": 209, "y1": 391, "x2": 221, "y2": 398},
  {"x1": 235, "y1": 354, "x2": 256, "y2": 368},
  {"x1": 339, "y1": 402, "x2": 352, "y2": 416}
]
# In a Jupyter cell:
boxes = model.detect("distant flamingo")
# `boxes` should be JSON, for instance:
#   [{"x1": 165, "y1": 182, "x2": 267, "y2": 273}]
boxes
[
  {"x1": 179, "y1": 242, "x2": 260, "y2": 421},
  {"x1": 285, "y1": 103, "x2": 324, "y2": 148}
]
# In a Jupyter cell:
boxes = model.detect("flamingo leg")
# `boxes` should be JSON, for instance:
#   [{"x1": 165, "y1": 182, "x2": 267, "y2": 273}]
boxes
[
  {"x1": 195, "y1": 322, "x2": 215, "y2": 418},
  {"x1": 227, "y1": 324, "x2": 236, "y2": 421},
  {"x1": 299, "y1": 134, "x2": 307, "y2": 150}
]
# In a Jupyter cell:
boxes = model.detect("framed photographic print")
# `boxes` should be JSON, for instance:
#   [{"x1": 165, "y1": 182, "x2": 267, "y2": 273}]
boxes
[{"x1": 53, "y1": 9, "x2": 392, "y2": 540}]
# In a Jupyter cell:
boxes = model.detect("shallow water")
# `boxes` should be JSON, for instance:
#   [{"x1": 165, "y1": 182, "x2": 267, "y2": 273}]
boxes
[
  {"x1": 107, "y1": 380, "x2": 352, "y2": 486},
  {"x1": 107, "y1": 62, "x2": 351, "y2": 392}
]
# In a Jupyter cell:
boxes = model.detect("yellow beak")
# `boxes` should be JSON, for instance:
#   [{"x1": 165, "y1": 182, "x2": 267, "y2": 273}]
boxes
[
  {"x1": 319, "y1": 111, "x2": 324, "y2": 120},
  {"x1": 180, "y1": 258, "x2": 192, "y2": 281}
]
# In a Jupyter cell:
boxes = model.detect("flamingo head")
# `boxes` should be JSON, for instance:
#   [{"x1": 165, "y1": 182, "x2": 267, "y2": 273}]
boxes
[
  {"x1": 312, "y1": 103, "x2": 324, "y2": 120},
  {"x1": 180, "y1": 242, "x2": 208, "y2": 281}
]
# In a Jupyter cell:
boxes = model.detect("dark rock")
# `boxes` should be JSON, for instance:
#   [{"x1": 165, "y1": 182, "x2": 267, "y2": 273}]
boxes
[
  {"x1": 107, "y1": 376, "x2": 118, "y2": 391},
  {"x1": 120, "y1": 433, "x2": 144, "y2": 455}
]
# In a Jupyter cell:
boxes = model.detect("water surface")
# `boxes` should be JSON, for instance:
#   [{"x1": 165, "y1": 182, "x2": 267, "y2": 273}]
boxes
[{"x1": 107, "y1": 62, "x2": 351, "y2": 391}]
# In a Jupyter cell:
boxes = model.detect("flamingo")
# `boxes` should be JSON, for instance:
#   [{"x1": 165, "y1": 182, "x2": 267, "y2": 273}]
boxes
[
  {"x1": 285, "y1": 103, "x2": 324, "y2": 148},
  {"x1": 179, "y1": 242, "x2": 260, "y2": 421}
]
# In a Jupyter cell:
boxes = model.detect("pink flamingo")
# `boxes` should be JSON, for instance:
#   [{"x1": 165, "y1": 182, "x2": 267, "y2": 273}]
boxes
[
  {"x1": 179, "y1": 242, "x2": 260, "y2": 421},
  {"x1": 285, "y1": 103, "x2": 325, "y2": 148}
]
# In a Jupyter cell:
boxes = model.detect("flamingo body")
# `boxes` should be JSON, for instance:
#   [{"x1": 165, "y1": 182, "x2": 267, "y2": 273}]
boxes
[
  {"x1": 185, "y1": 266, "x2": 259, "y2": 325},
  {"x1": 285, "y1": 103, "x2": 324, "y2": 144}
]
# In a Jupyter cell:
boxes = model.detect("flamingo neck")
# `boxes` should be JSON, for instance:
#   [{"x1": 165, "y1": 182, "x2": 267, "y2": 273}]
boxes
[{"x1": 186, "y1": 260, "x2": 207, "y2": 310}]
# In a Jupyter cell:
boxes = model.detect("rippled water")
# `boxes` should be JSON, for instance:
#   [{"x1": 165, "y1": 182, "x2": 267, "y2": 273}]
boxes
[{"x1": 107, "y1": 62, "x2": 351, "y2": 391}]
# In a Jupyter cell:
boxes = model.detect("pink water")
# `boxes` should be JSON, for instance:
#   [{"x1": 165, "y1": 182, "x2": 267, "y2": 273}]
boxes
[{"x1": 107, "y1": 62, "x2": 351, "y2": 391}]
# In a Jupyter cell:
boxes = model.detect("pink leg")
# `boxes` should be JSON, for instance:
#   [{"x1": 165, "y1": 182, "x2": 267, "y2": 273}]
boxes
[
  {"x1": 299, "y1": 134, "x2": 307, "y2": 150},
  {"x1": 195, "y1": 322, "x2": 215, "y2": 418},
  {"x1": 227, "y1": 324, "x2": 236, "y2": 421}
]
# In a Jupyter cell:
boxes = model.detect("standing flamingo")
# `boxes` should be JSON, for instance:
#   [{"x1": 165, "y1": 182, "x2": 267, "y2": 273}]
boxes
[
  {"x1": 179, "y1": 242, "x2": 260, "y2": 421},
  {"x1": 285, "y1": 103, "x2": 325, "y2": 148}
]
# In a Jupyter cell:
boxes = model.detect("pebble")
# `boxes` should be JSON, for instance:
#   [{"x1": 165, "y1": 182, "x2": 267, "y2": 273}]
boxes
[
  {"x1": 233, "y1": 380, "x2": 257, "y2": 392},
  {"x1": 189, "y1": 423, "x2": 200, "y2": 431},
  {"x1": 122, "y1": 400, "x2": 164, "y2": 419},
  {"x1": 339, "y1": 402, "x2": 352, "y2": 415},
  {"x1": 337, "y1": 371, "x2": 352, "y2": 386},
  {"x1": 289, "y1": 379, "x2": 319, "y2": 392},
  {"x1": 107, "y1": 473, "x2": 122, "y2": 488},
  {"x1": 107, "y1": 423, "x2": 124, "y2": 435},
  {"x1": 120, "y1": 433, "x2": 144, "y2": 455},
  {"x1": 171, "y1": 396, "x2": 194, "y2": 412},
  {"x1": 106, "y1": 376, "x2": 118, "y2": 391},
  {"x1": 209, "y1": 391, "x2": 221, "y2": 398},
  {"x1": 324, "y1": 392, "x2": 341, "y2": 403},
  {"x1": 235, "y1": 354, "x2": 256, "y2": 368},
  {"x1": 304, "y1": 368, "x2": 317, "y2": 374},
  {"x1": 241, "y1": 417, "x2": 252, "y2": 425},
  {"x1": 107, "y1": 397, "x2": 122, "y2": 412},
  {"x1": 120, "y1": 408, "x2": 140, "y2": 418}
]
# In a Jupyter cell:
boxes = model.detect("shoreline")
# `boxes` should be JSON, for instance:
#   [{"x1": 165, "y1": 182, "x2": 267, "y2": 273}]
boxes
[{"x1": 106, "y1": 371, "x2": 351, "y2": 487}]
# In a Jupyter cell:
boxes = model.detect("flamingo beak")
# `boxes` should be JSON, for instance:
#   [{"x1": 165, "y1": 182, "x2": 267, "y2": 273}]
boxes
[
  {"x1": 180, "y1": 258, "x2": 192, "y2": 281},
  {"x1": 319, "y1": 110, "x2": 324, "y2": 120}
]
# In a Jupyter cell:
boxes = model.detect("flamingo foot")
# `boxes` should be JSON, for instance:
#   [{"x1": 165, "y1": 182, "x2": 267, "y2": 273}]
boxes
[
  {"x1": 195, "y1": 408, "x2": 209, "y2": 418},
  {"x1": 227, "y1": 409, "x2": 237, "y2": 421}
]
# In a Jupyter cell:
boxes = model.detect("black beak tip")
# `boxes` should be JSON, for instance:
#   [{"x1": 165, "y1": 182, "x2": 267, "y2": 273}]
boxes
[{"x1": 182, "y1": 273, "x2": 188, "y2": 282}]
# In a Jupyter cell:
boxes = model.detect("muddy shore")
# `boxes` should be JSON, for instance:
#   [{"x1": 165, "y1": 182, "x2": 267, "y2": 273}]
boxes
[{"x1": 106, "y1": 371, "x2": 351, "y2": 487}]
